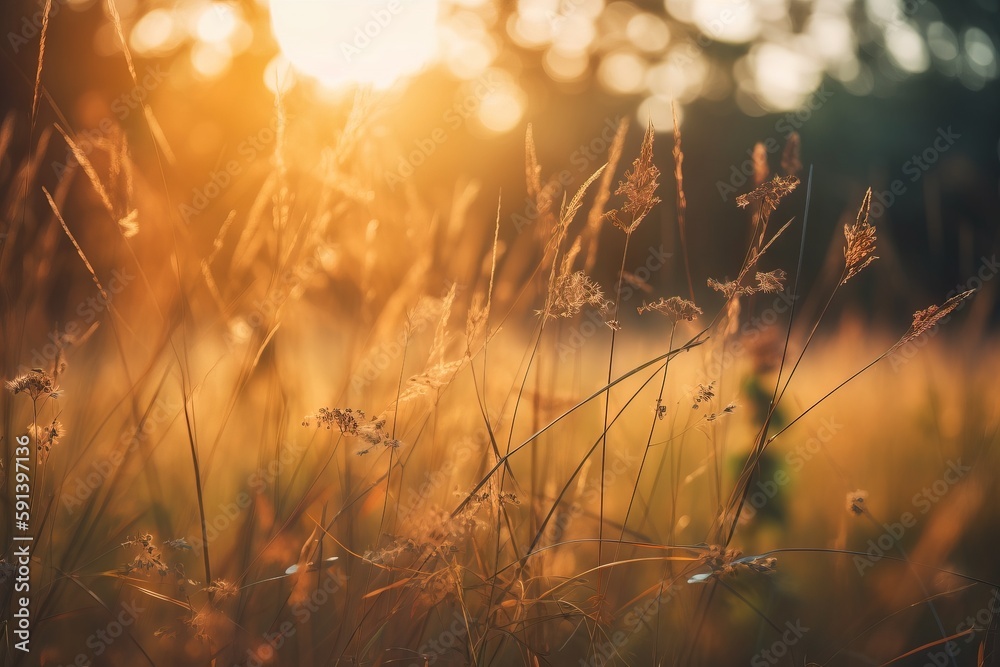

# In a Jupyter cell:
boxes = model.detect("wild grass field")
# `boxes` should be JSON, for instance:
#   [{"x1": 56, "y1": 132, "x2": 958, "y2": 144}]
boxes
[{"x1": 2, "y1": 2, "x2": 1000, "y2": 666}]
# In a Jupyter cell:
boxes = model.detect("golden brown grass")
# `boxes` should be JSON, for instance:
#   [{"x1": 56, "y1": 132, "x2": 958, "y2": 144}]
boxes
[{"x1": 1, "y1": 52, "x2": 998, "y2": 667}]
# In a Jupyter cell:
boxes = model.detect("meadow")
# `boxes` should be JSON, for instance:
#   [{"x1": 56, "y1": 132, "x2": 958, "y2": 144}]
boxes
[{"x1": 2, "y1": 6, "x2": 1000, "y2": 665}]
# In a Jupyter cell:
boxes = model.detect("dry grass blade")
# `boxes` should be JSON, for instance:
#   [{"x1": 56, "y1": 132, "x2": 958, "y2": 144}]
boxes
[
  {"x1": 43, "y1": 187, "x2": 109, "y2": 302},
  {"x1": 31, "y1": 0, "x2": 53, "y2": 121},
  {"x1": 583, "y1": 117, "x2": 628, "y2": 273},
  {"x1": 105, "y1": 0, "x2": 175, "y2": 163},
  {"x1": 328, "y1": 88, "x2": 373, "y2": 166},
  {"x1": 877, "y1": 629, "x2": 974, "y2": 667},
  {"x1": 0, "y1": 114, "x2": 14, "y2": 159},
  {"x1": 105, "y1": 0, "x2": 137, "y2": 81},
  {"x1": 141, "y1": 104, "x2": 176, "y2": 164},
  {"x1": 55, "y1": 124, "x2": 140, "y2": 237},
  {"x1": 55, "y1": 124, "x2": 115, "y2": 217},
  {"x1": 525, "y1": 123, "x2": 542, "y2": 201},
  {"x1": 430, "y1": 283, "x2": 458, "y2": 366},
  {"x1": 672, "y1": 103, "x2": 695, "y2": 299},
  {"x1": 560, "y1": 163, "x2": 606, "y2": 228},
  {"x1": 980, "y1": 593, "x2": 1000, "y2": 667}
]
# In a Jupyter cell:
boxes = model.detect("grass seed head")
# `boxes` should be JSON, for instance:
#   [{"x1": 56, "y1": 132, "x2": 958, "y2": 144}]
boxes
[
  {"x1": 781, "y1": 132, "x2": 802, "y2": 177},
  {"x1": 846, "y1": 489, "x2": 869, "y2": 515},
  {"x1": 842, "y1": 188, "x2": 879, "y2": 285},
  {"x1": 606, "y1": 121, "x2": 661, "y2": 234},
  {"x1": 752, "y1": 142, "x2": 770, "y2": 186},
  {"x1": 736, "y1": 175, "x2": 799, "y2": 214},
  {"x1": 896, "y1": 289, "x2": 977, "y2": 348}
]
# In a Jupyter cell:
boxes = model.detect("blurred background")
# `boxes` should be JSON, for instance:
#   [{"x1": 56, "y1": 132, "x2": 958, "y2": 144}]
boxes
[{"x1": 2, "y1": 0, "x2": 998, "y2": 319}]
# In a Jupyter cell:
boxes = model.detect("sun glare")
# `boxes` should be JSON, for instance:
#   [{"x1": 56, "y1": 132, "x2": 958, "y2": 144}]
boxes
[{"x1": 269, "y1": 0, "x2": 441, "y2": 90}]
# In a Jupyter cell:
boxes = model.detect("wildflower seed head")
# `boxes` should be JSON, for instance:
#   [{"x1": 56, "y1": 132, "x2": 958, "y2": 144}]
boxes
[
  {"x1": 754, "y1": 269, "x2": 787, "y2": 294},
  {"x1": 306, "y1": 406, "x2": 391, "y2": 455},
  {"x1": 6, "y1": 369, "x2": 59, "y2": 400},
  {"x1": 542, "y1": 271, "x2": 610, "y2": 319},
  {"x1": 122, "y1": 533, "x2": 170, "y2": 576},
  {"x1": 31, "y1": 419, "x2": 64, "y2": 463},
  {"x1": 707, "y1": 277, "x2": 740, "y2": 299},
  {"x1": 709, "y1": 270, "x2": 786, "y2": 299},
  {"x1": 205, "y1": 579, "x2": 239, "y2": 601},
  {"x1": 691, "y1": 381, "x2": 716, "y2": 409},
  {"x1": 637, "y1": 296, "x2": 702, "y2": 322}
]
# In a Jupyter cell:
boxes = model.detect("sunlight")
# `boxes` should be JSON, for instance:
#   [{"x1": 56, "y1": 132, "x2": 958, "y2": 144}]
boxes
[{"x1": 269, "y1": 0, "x2": 440, "y2": 90}]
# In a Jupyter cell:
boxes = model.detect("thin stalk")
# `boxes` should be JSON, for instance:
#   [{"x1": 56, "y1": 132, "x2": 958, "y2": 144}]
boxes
[
  {"x1": 181, "y1": 390, "x2": 213, "y2": 603},
  {"x1": 609, "y1": 323, "x2": 676, "y2": 577},
  {"x1": 598, "y1": 231, "x2": 632, "y2": 594}
]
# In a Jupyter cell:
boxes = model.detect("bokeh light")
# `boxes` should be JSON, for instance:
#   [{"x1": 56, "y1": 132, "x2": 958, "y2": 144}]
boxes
[
  {"x1": 476, "y1": 76, "x2": 526, "y2": 132},
  {"x1": 269, "y1": 0, "x2": 441, "y2": 90}
]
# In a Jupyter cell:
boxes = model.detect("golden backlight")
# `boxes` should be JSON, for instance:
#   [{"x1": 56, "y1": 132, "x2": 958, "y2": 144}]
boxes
[{"x1": 269, "y1": 0, "x2": 440, "y2": 89}]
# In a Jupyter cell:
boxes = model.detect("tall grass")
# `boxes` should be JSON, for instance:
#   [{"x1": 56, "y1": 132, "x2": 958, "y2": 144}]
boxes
[{"x1": 1, "y1": 44, "x2": 999, "y2": 667}]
